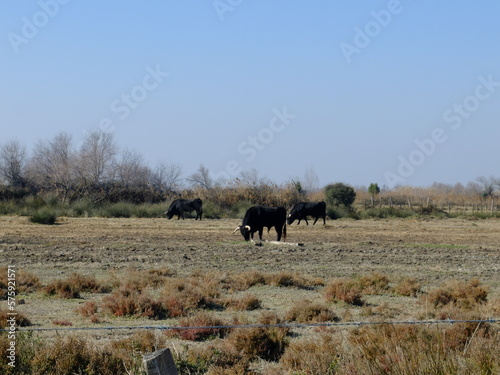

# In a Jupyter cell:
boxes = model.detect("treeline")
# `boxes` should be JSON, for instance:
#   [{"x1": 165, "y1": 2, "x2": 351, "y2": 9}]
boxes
[{"x1": 1, "y1": 131, "x2": 500, "y2": 218}]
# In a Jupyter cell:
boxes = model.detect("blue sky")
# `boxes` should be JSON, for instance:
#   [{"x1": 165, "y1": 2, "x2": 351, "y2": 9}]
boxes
[{"x1": 1, "y1": 1, "x2": 499, "y2": 189}]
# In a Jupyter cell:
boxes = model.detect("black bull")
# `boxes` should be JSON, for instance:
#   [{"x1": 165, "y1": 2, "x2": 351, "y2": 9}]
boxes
[
  {"x1": 233, "y1": 206, "x2": 287, "y2": 242},
  {"x1": 287, "y1": 201, "x2": 326, "y2": 225},
  {"x1": 165, "y1": 198, "x2": 203, "y2": 220}
]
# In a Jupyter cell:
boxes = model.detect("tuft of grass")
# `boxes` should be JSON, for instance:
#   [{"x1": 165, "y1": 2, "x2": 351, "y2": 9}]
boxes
[
  {"x1": 428, "y1": 279, "x2": 488, "y2": 309},
  {"x1": 44, "y1": 273, "x2": 109, "y2": 299},
  {"x1": 266, "y1": 271, "x2": 324, "y2": 289},
  {"x1": 223, "y1": 294, "x2": 262, "y2": 311},
  {"x1": 0, "y1": 309, "x2": 31, "y2": 328},
  {"x1": 285, "y1": 301, "x2": 338, "y2": 323},
  {"x1": 101, "y1": 286, "x2": 167, "y2": 319},
  {"x1": 226, "y1": 312, "x2": 289, "y2": 362},
  {"x1": 324, "y1": 278, "x2": 364, "y2": 306},
  {"x1": 358, "y1": 272, "x2": 390, "y2": 295},
  {"x1": 44, "y1": 280, "x2": 81, "y2": 299},
  {"x1": 394, "y1": 277, "x2": 421, "y2": 297},
  {"x1": 280, "y1": 333, "x2": 341, "y2": 375},
  {"x1": 165, "y1": 311, "x2": 230, "y2": 341}
]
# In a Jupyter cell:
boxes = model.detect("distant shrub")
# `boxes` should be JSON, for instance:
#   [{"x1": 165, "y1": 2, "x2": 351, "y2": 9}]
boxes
[
  {"x1": 100, "y1": 202, "x2": 132, "y2": 218},
  {"x1": 29, "y1": 208, "x2": 57, "y2": 225},
  {"x1": 201, "y1": 200, "x2": 224, "y2": 219},
  {"x1": 327, "y1": 206, "x2": 359, "y2": 220},
  {"x1": 70, "y1": 198, "x2": 94, "y2": 217},
  {"x1": 324, "y1": 183, "x2": 356, "y2": 208},
  {"x1": 132, "y1": 203, "x2": 167, "y2": 218},
  {"x1": 24, "y1": 195, "x2": 47, "y2": 210},
  {"x1": 0, "y1": 200, "x2": 18, "y2": 215},
  {"x1": 361, "y1": 207, "x2": 416, "y2": 219},
  {"x1": 229, "y1": 200, "x2": 254, "y2": 219}
]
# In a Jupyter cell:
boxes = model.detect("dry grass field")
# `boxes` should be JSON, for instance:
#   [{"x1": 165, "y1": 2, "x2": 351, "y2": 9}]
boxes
[{"x1": 1, "y1": 215, "x2": 500, "y2": 374}]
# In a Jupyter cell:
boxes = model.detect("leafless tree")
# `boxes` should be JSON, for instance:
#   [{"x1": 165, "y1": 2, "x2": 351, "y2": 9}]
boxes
[
  {"x1": 76, "y1": 131, "x2": 117, "y2": 185},
  {"x1": 113, "y1": 149, "x2": 150, "y2": 187},
  {"x1": 303, "y1": 166, "x2": 320, "y2": 194},
  {"x1": 26, "y1": 132, "x2": 75, "y2": 202},
  {"x1": 187, "y1": 164, "x2": 213, "y2": 190},
  {"x1": 476, "y1": 176, "x2": 496, "y2": 198},
  {"x1": 149, "y1": 161, "x2": 183, "y2": 192},
  {"x1": 0, "y1": 140, "x2": 27, "y2": 187}
]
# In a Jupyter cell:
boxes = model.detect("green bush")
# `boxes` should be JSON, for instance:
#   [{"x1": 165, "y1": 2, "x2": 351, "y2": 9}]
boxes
[
  {"x1": 361, "y1": 207, "x2": 416, "y2": 219},
  {"x1": 0, "y1": 201, "x2": 18, "y2": 215},
  {"x1": 327, "y1": 206, "x2": 359, "y2": 220},
  {"x1": 24, "y1": 196, "x2": 47, "y2": 210},
  {"x1": 29, "y1": 208, "x2": 57, "y2": 225},
  {"x1": 201, "y1": 201, "x2": 224, "y2": 219},
  {"x1": 324, "y1": 183, "x2": 356, "y2": 208},
  {"x1": 229, "y1": 200, "x2": 253, "y2": 219},
  {"x1": 100, "y1": 202, "x2": 132, "y2": 218},
  {"x1": 70, "y1": 198, "x2": 94, "y2": 217},
  {"x1": 132, "y1": 203, "x2": 168, "y2": 218}
]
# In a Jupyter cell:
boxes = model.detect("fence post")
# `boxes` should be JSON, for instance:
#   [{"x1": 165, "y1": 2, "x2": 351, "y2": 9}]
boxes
[{"x1": 143, "y1": 348, "x2": 179, "y2": 375}]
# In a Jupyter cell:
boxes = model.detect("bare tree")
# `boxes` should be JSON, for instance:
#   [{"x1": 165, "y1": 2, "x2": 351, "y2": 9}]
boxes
[
  {"x1": 149, "y1": 161, "x2": 183, "y2": 192},
  {"x1": 303, "y1": 166, "x2": 320, "y2": 194},
  {"x1": 187, "y1": 164, "x2": 213, "y2": 189},
  {"x1": 0, "y1": 140, "x2": 27, "y2": 187},
  {"x1": 476, "y1": 176, "x2": 496, "y2": 198},
  {"x1": 76, "y1": 131, "x2": 117, "y2": 185},
  {"x1": 26, "y1": 132, "x2": 75, "y2": 202},
  {"x1": 113, "y1": 149, "x2": 150, "y2": 187}
]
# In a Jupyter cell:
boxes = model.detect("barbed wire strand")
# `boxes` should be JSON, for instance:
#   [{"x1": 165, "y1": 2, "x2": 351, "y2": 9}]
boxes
[{"x1": 1, "y1": 318, "x2": 498, "y2": 333}]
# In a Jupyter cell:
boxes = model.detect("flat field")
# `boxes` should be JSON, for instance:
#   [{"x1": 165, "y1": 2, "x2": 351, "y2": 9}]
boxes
[
  {"x1": 1, "y1": 215, "x2": 499, "y2": 283},
  {"x1": 1, "y1": 215, "x2": 499, "y2": 343}
]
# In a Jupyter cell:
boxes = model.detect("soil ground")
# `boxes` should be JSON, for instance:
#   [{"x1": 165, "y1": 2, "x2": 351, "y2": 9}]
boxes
[{"x1": 1, "y1": 215, "x2": 499, "y2": 340}]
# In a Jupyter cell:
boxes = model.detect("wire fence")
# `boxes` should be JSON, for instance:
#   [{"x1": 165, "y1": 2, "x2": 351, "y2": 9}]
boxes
[{"x1": 2, "y1": 318, "x2": 499, "y2": 333}]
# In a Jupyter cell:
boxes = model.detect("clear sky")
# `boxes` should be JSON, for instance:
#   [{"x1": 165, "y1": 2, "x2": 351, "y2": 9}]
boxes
[{"x1": 1, "y1": 1, "x2": 499, "y2": 189}]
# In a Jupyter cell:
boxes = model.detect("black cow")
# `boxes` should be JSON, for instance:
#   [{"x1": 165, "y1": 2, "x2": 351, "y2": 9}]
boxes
[
  {"x1": 165, "y1": 198, "x2": 203, "y2": 220},
  {"x1": 287, "y1": 201, "x2": 326, "y2": 225},
  {"x1": 233, "y1": 206, "x2": 287, "y2": 242}
]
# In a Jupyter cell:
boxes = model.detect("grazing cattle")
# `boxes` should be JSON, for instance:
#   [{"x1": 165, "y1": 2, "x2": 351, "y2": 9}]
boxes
[
  {"x1": 165, "y1": 198, "x2": 203, "y2": 220},
  {"x1": 287, "y1": 201, "x2": 326, "y2": 225},
  {"x1": 233, "y1": 206, "x2": 287, "y2": 242}
]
